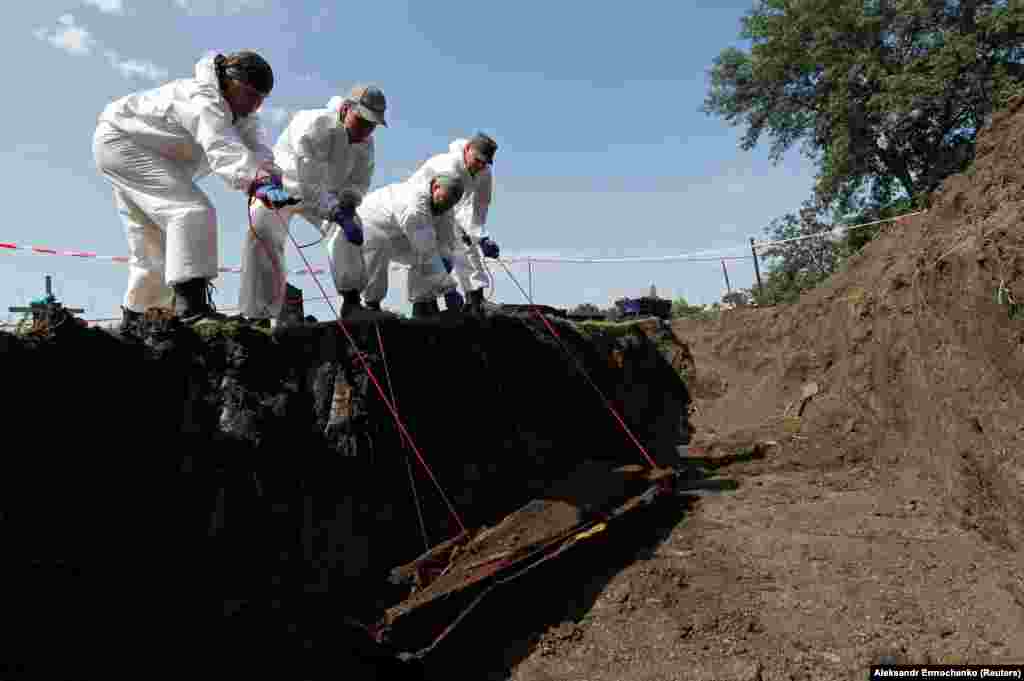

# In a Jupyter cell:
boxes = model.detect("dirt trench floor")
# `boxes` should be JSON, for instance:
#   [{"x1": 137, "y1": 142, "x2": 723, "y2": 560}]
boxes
[{"x1": 428, "y1": 319, "x2": 1024, "y2": 681}]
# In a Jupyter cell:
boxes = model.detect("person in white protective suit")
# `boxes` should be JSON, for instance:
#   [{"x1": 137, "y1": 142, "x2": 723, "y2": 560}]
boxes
[
  {"x1": 93, "y1": 51, "x2": 296, "y2": 331},
  {"x1": 238, "y1": 85, "x2": 388, "y2": 323},
  {"x1": 356, "y1": 173, "x2": 466, "y2": 318},
  {"x1": 406, "y1": 132, "x2": 499, "y2": 316}
]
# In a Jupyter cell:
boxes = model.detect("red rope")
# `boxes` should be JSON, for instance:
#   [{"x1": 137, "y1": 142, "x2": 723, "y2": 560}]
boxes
[
  {"x1": 258, "y1": 201, "x2": 467, "y2": 536},
  {"x1": 246, "y1": 196, "x2": 302, "y2": 310},
  {"x1": 494, "y1": 259, "x2": 658, "y2": 469}
]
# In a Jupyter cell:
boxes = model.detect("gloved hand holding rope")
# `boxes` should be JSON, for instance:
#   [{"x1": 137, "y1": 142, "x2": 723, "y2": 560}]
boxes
[{"x1": 252, "y1": 175, "x2": 299, "y2": 209}]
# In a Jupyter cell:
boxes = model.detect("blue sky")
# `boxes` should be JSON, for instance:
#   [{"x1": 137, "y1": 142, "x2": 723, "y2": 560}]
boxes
[{"x1": 3, "y1": 0, "x2": 816, "y2": 324}]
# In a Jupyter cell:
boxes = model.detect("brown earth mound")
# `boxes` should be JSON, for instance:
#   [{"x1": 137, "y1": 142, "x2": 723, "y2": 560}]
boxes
[{"x1": 502, "y1": 98, "x2": 1024, "y2": 680}]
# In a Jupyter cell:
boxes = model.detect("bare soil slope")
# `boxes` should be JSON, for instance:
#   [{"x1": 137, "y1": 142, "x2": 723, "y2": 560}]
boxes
[{"x1": 502, "y1": 97, "x2": 1024, "y2": 681}]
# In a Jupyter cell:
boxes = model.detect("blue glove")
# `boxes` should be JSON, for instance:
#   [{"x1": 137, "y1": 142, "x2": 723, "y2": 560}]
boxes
[
  {"x1": 332, "y1": 206, "x2": 363, "y2": 246},
  {"x1": 441, "y1": 256, "x2": 453, "y2": 274},
  {"x1": 444, "y1": 289, "x2": 464, "y2": 311},
  {"x1": 479, "y1": 237, "x2": 500, "y2": 259},
  {"x1": 253, "y1": 181, "x2": 296, "y2": 209}
]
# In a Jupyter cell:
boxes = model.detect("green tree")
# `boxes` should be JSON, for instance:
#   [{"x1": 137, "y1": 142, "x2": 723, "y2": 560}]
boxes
[
  {"x1": 671, "y1": 297, "x2": 700, "y2": 318},
  {"x1": 749, "y1": 193, "x2": 919, "y2": 305},
  {"x1": 703, "y1": 0, "x2": 1024, "y2": 212},
  {"x1": 756, "y1": 201, "x2": 840, "y2": 302},
  {"x1": 671, "y1": 297, "x2": 721, "y2": 320}
]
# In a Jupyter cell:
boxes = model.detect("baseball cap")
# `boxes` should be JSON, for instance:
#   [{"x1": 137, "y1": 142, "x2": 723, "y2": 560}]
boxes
[{"x1": 348, "y1": 84, "x2": 387, "y2": 127}]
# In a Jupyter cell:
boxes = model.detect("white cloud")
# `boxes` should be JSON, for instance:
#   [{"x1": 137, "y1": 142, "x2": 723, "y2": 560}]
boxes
[
  {"x1": 34, "y1": 14, "x2": 96, "y2": 56},
  {"x1": 174, "y1": 0, "x2": 268, "y2": 15},
  {"x1": 35, "y1": 14, "x2": 167, "y2": 83},
  {"x1": 83, "y1": 0, "x2": 125, "y2": 14},
  {"x1": 103, "y1": 50, "x2": 168, "y2": 82}
]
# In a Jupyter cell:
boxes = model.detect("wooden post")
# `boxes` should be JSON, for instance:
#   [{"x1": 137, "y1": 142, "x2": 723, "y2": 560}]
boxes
[
  {"x1": 750, "y1": 237, "x2": 763, "y2": 297},
  {"x1": 721, "y1": 260, "x2": 732, "y2": 294}
]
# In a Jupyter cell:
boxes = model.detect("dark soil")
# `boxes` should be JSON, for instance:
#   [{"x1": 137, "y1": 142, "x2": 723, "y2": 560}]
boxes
[{"x1": 0, "y1": 311, "x2": 689, "y2": 680}]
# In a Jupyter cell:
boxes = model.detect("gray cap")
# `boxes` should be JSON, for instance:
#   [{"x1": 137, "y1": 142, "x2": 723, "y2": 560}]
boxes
[{"x1": 348, "y1": 84, "x2": 387, "y2": 126}]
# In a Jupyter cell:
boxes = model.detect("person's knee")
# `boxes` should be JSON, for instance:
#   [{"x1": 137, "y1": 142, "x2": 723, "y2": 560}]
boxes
[
  {"x1": 249, "y1": 210, "x2": 287, "y2": 245},
  {"x1": 173, "y1": 200, "x2": 217, "y2": 234}
]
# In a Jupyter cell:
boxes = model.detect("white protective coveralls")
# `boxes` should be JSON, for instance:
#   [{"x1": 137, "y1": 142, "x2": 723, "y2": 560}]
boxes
[
  {"x1": 406, "y1": 139, "x2": 493, "y2": 294},
  {"x1": 93, "y1": 54, "x2": 280, "y2": 313},
  {"x1": 238, "y1": 96, "x2": 372, "y2": 319},
  {"x1": 358, "y1": 180, "x2": 459, "y2": 304}
]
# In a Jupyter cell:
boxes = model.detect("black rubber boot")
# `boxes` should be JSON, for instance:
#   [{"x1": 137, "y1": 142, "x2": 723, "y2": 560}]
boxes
[
  {"x1": 339, "y1": 290, "x2": 363, "y2": 318},
  {"x1": 465, "y1": 288, "x2": 485, "y2": 318},
  {"x1": 119, "y1": 307, "x2": 142, "y2": 334},
  {"x1": 411, "y1": 299, "x2": 440, "y2": 319},
  {"x1": 172, "y1": 278, "x2": 226, "y2": 325},
  {"x1": 338, "y1": 292, "x2": 395, "y2": 321},
  {"x1": 443, "y1": 290, "x2": 464, "y2": 313}
]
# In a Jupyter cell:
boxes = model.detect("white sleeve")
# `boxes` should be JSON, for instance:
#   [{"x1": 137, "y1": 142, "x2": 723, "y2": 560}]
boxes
[
  {"x1": 180, "y1": 87, "x2": 274, "y2": 192},
  {"x1": 236, "y1": 112, "x2": 278, "y2": 172},
  {"x1": 397, "y1": 190, "x2": 443, "y2": 257},
  {"x1": 339, "y1": 140, "x2": 374, "y2": 209},
  {"x1": 434, "y1": 209, "x2": 459, "y2": 257},
  {"x1": 475, "y1": 169, "x2": 493, "y2": 234},
  {"x1": 291, "y1": 114, "x2": 340, "y2": 220},
  {"x1": 462, "y1": 170, "x2": 493, "y2": 242},
  {"x1": 398, "y1": 189, "x2": 459, "y2": 296}
]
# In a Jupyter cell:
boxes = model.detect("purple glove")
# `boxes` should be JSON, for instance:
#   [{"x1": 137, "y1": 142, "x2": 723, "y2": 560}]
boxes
[
  {"x1": 332, "y1": 203, "x2": 356, "y2": 221},
  {"x1": 332, "y1": 206, "x2": 363, "y2": 246},
  {"x1": 479, "y1": 237, "x2": 500, "y2": 259}
]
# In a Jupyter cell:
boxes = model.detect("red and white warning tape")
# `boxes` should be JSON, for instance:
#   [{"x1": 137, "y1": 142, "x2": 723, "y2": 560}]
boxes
[
  {"x1": 1, "y1": 207, "x2": 931, "y2": 328},
  {"x1": 0, "y1": 241, "x2": 334, "y2": 276},
  {"x1": 0, "y1": 242, "x2": 129, "y2": 262},
  {"x1": 0, "y1": 208, "x2": 928, "y2": 270}
]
